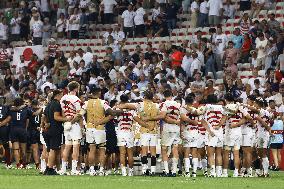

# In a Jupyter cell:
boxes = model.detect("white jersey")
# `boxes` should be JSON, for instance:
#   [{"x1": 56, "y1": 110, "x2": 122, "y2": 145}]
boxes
[
  {"x1": 60, "y1": 94, "x2": 82, "y2": 119},
  {"x1": 257, "y1": 108, "x2": 271, "y2": 137},
  {"x1": 116, "y1": 109, "x2": 136, "y2": 132},
  {"x1": 225, "y1": 105, "x2": 248, "y2": 136},
  {"x1": 180, "y1": 106, "x2": 199, "y2": 131},
  {"x1": 203, "y1": 104, "x2": 224, "y2": 128},
  {"x1": 242, "y1": 107, "x2": 258, "y2": 134},
  {"x1": 160, "y1": 99, "x2": 181, "y2": 132}
]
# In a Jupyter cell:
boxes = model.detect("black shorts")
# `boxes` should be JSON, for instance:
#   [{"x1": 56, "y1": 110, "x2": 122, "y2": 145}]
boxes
[
  {"x1": 0, "y1": 126, "x2": 9, "y2": 144},
  {"x1": 10, "y1": 127, "x2": 28, "y2": 143},
  {"x1": 27, "y1": 129, "x2": 40, "y2": 145},
  {"x1": 270, "y1": 143, "x2": 283, "y2": 149},
  {"x1": 135, "y1": 24, "x2": 145, "y2": 37},
  {"x1": 45, "y1": 132, "x2": 62, "y2": 152}
]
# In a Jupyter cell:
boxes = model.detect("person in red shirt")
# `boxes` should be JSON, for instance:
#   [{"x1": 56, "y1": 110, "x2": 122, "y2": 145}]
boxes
[
  {"x1": 171, "y1": 46, "x2": 184, "y2": 68},
  {"x1": 241, "y1": 33, "x2": 252, "y2": 63}
]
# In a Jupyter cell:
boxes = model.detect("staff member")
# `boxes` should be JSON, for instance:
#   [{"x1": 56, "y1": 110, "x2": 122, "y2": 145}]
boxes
[{"x1": 44, "y1": 90, "x2": 72, "y2": 175}]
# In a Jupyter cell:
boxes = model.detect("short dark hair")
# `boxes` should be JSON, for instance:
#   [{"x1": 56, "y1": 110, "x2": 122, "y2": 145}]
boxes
[
  {"x1": 185, "y1": 95, "x2": 194, "y2": 104},
  {"x1": 14, "y1": 98, "x2": 24, "y2": 107},
  {"x1": 206, "y1": 95, "x2": 218, "y2": 104},
  {"x1": 68, "y1": 81, "x2": 80, "y2": 92},
  {"x1": 90, "y1": 86, "x2": 101, "y2": 95},
  {"x1": 120, "y1": 94, "x2": 129, "y2": 102},
  {"x1": 224, "y1": 93, "x2": 234, "y2": 102},
  {"x1": 163, "y1": 90, "x2": 172, "y2": 98},
  {"x1": 144, "y1": 90, "x2": 154, "y2": 100}
]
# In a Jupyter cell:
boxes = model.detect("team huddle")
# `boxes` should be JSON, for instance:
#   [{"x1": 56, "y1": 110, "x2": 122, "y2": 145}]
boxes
[{"x1": 0, "y1": 81, "x2": 283, "y2": 178}]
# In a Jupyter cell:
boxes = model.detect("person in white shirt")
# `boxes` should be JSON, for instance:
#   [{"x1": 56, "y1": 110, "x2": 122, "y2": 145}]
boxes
[
  {"x1": 214, "y1": 27, "x2": 227, "y2": 71},
  {"x1": 190, "y1": 52, "x2": 201, "y2": 77},
  {"x1": 251, "y1": 0, "x2": 265, "y2": 18},
  {"x1": 207, "y1": 0, "x2": 223, "y2": 26},
  {"x1": 0, "y1": 18, "x2": 8, "y2": 43},
  {"x1": 31, "y1": 15, "x2": 43, "y2": 45},
  {"x1": 111, "y1": 25, "x2": 125, "y2": 42},
  {"x1": 182, "y1": 51, "x2": 193, "y2": 77},
  {"x1": 100, "y1": 0, "x2": 117, "y2": 24},
  {"x1": 198, "y1": 0, "x2": 208, "y2": 27},
  {"x1": 121, "y1": 4, "x2": 135, "y2": 38},
  {"x1": 152, "y1": 2, "x2": 161, "y2": 21},
  {"x1": 190, "y1": 0, "x2": 199, "y2": 28},
  {"x1": 83, "y1": 47, "x2": 94, "y2": 69},
  {"x1": 10, "y1": 11, "x2": 21, "y2": 41},
  {"x1": 79, "y1": 0, "x2": 91, "y2": 9},
  {"x1": 40, "y1": 0, "x2": 50, "y2": 18},
  {"x1": 56, "y1": 13, "x2": 66, "y2": 39},
  {"x1": 68, "y1": 8, "x2": 80, "y2": 39},
  {"x1": 134, "y1": 2, "x2": 146, "y2": 37},
  {"x1": 255, "y1": 33, "x2": 268, "y2": 69}
]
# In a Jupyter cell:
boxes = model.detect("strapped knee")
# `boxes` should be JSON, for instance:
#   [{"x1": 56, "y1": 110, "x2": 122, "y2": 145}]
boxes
[{"x1": 141, "y1": 156, "x2": 148, "y2": 164}]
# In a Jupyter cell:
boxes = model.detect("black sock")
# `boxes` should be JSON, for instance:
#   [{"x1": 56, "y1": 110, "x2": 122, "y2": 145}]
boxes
[
  {"x1": 254, "y1": 158, "x2": 261, "y2": 169},
  {"x1": 151, "y1": 156, "x2": 156, "y2": 166},
  {"x1": 141, "y1": 156, "x2": 148, "y2": 165}
]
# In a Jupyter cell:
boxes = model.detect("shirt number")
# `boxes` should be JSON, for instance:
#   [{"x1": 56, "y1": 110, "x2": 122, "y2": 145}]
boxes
[{"x1": 17, "y1": 113, "x2": 21, "y2": 121}]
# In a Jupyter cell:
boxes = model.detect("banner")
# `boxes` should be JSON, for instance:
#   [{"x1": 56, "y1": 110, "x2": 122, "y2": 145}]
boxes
[{"x1": 12, "y1": 45, "x2": 44, "y2": 67}]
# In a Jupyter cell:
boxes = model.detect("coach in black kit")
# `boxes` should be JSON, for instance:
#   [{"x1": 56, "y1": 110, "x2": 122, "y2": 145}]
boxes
[{"x1": 43, "y1": 90, "x2": 72, "y2": 175}]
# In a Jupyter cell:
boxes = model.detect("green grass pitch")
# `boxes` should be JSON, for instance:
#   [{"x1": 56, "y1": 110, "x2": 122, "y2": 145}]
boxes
[{"x1": 1, "y1": 167, "x2": 284, "y2": 189}]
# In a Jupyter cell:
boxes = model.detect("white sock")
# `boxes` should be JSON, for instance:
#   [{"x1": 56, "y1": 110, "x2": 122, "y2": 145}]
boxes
[
  {"x1": 247, "y1": 167, "x2": 252, "y2": 175},
  {"x1": 184, "y1": 158, "x2": 190, "y2": 172},
  {"x1": 210, "y1": 165, "x2": 216, "y2": 175},
  {"x1": 99, "y1": 166, "x2": 104, "y2": 172},
  {"x1": 142, "y1": 164, "x2": 148, "y2": 174},
  {"x1": 40, "y1": 159, "x2": 46, "y2": 172},
  {"x1": 240, "y1": 167, "x2": 246, "y2": 174},
  {"x1": 150, "y1": 166, "x2": 156, "y2": 173},
  {"x1": 262, "y1": 157, "x2": 269, "y2": 174},
  {"x1": 89, "y1": 166, "x2": 94, "y2": 172},
  {"x1": 121, "y1": 166, "x2": 126, "y2": 175},
  {"x1": 172, "y1": 158, "x2": 178, "y2": 174},
  {"x1": 216, "y1": 166, "x2": 222, "y2": 176},
  {"x1": 234, "y1": 168, "x2": 239, "y2": 175},
  {"x1": 223, "y1": 169, "x2": 228, "y2": 175},
  {"x1": 192, "y1": 158, "x2": 198, "y2": 173},
  {"x1": 61, "y1": 160, "x2": 68, "y2": 172},
  {"x1": 71, "y1": 160, "x2": 78, "y2": 172},
  {"x1": 163, "y1": 161, "x2": 169, "y2": 173},
  {"x1": 201, "y1": 159, "x2": 207, "y2": 171}
]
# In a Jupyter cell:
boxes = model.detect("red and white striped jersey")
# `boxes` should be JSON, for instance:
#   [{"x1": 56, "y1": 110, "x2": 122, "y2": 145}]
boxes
[
  {"x1": 48, "y1": 44, "x2": 59, "y2": 58},
  {"x1": 180, "y1": 106, "x2": 199, "y2": 131},
  {"x1": 242, "y1": 107, "x2": 258, "y2": 134},
  {"x1": 203, "y1": 104, "x2": 224, "y2": 128},
  {"x1": 116, "y1": 109, "x2": 136, "y2": 132},
  {"x1": 257, "y1": 108, "x2": 272, "y2": 136},
  {"x1": 160, "y1": 99, "x2": 181, "y2": 132},
  {"x1": 60, "y1": 94, "x2": 82, "y2": 119}
]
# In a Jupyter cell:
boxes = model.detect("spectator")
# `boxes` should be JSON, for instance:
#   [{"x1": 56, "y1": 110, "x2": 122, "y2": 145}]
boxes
[
  {"x1": 202, "y1": 38, "x2": 216, "y2": 79},
  {"x1": 240, "y1": 33, "x2": 252, "y2": 63},
  {"x1": 56, "y1": 13, "x2": 66, "y2": 39},
  {"x1": 165, "y1": 0, "x2": 179, "y2": 31},
  {"x1": 240, "y1": 0, "x2": 251, "y2": 11},
  {"x1": 55, "y1": 0, "x2": 67, "y2": 19},
  {"x1": 207, "y1": 0, "x2": 223, "y2": 26},
  {"x1": 182, "y1": 0, "x2": 191, "y2": 14},
  {"x1": 214, "y1": 27, "x2": 227, "y2": 71},
  {"x1": 182, "y1": 51, "x2": 193, "y2": 77},
  {"x1": 239, "y1": 13, "x2": 252, "y2": 35},
  {"x1": 232, "y1": 28, "x2": 244, "y2": 49},
  {"x1": 190, "y1": 51, "x2": 201, "y2": 77},
  {"x1": 121, "y1": 4, "x2": 135, "y2": 38},
  {"x1": 264, "y1": 40, "x2": 278, "y2": 71},
  {"x1": 190, "y1": 0, "x2": 199, "y2": 28},
  {"x1": 31, "y1": 14, "x2": 43, "y2": 45},
  {"x1": 255, "y1": 32, "x2": 268, "y2": 68},
  {"x1": 223, "y1": 41, "x2": 240, "y2": 65},
  {"x1": 10, "y1": 11, "x2": 21, "y2": 42},
  {"x1": 198, "y1": 0, "x2": 209, "y2": 27},
  {"x1": 88, "y1": 0, "x2": 99, "y2": 24},
  {"x1": 111, "y1": 25, "x2": 125, "y2": 42},
  {"x1": 277, "y1": 49, "x2": 284, "y2": 73},
  {"x1": 152, "y1": 2, "x2": 161, "y2": 21},
  {"x1": 223, "y1": 0, "x2": 236, "y2": 20},
  {"x1": 100, "y1": 0, "x2": 117, "y2": 24},
  {"x1": 134, "y1": 2, "x2": 146, "y2": 37},
  {"x1": 0, "y1": 17, "x2": 8, "y2": 44},
  {"x1": 40, "y1": 0, "x2": 50, "y2": 18},
  {"x1": 268, "y1": 13, "x2": 281, "y2": 34},
  {"x1": 19, "y1": 11, "x2": 30, "y2": 41},
  {"x1": 250, "y1": 0, "x2": 265, "y2": 18},
  {"x1": 68, "y1": 8, "x2": 80, "y2": 39},
  {"x1": 150, "y1": 16, "x2": 169, "y2": 38},
  {"x1": 42, "y1": 17, "x2": 52, "y2": 47}
]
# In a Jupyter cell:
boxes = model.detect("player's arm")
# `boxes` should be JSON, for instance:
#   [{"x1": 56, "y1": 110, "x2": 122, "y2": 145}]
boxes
[
  {"x1": 54, "y1": 111, "x2": 70, "y2": 122},
  {"x1": 32, "y1": 108, "x2": 43, "y2": 116},
  {"x1": 142, "y1": 111, "x2": 167, "y2": 121},
  {"x1": 106, "y1": 108, "x2": 124, "y2": 116},
  {"x1": 180, "y1": 113, "x2": 199, "y2": 125},
  {"x1": 134, "y1": 116, "x2": 150, "y2": 129},
  {"x1": 0, "y1": 116, "x2": 11, "y2": 127},
  {"x1": 255, "y1": 116, "x2": 270, "y2": 132},
  {"x1": 95, "y1": 115, "x2": 114, "y2": 125},
  {"x1": 201, "y1": 119, "x2": 215, "y2": 137},
  {"x1": 115, "y1": 103, "x2": 136, "y2": 110},
  {"x1": 164, "y1": 115, "x2": 180, "y2": 125},
  {"x1": 230, "y1": 118, "x2": 247, "y2": 128},
  {"x1": 216, "y1": 115, "x2": 227, "y2": 129}
]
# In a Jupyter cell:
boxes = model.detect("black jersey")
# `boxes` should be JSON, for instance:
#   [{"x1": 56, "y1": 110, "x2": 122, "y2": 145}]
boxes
[
  {"x1": 0, "y1": 105, "x2": 10, "y2": 122},
  {"x1": 9, "y1": 106, "x2": 33, "y2": 129},
  {"x1": 29, "y1": 108, "x2": 41, "y2": 130}
]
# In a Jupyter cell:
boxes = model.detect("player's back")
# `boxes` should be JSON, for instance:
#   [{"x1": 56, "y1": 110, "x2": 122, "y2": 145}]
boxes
[
  {"x1": 161, "y1": 99, "x2": 181, "y2": 132},
  {"x1": 60, "y1": 94, "x2": 81, "y2": 118},
  {"x1": 204, "y1": 104, "x2": 224, "y2": 127},
  {"x1": 117, "y1": 109, "x2": 136, "y2": 132},
  {"x1": 9, "y1": 106, "x2": 32, "y2": 129},
  {"x1": 0, "y1": 105, "x2": 10, "y2": 122}
]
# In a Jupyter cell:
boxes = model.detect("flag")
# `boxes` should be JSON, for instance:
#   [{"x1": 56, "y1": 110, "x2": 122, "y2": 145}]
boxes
[{"x1": 12, "y1": 45, "x2": 45, "y2": 67}]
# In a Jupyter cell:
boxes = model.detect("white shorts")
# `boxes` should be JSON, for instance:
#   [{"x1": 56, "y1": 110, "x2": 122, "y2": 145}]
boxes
[
  {"x1": 197, "y1": 133, "x2": 206, "y2": 148},
  {"x1": 86, "y1": 128, "x2": 106, "y2": 144},
  {"x1": 183, "y1": 129, "x2": 199, "y2": 148},
  {"x1": 117, "y1": 131, "x2": 134, "y2": 148},
  {"x1": 161, "y1": 131, "x2": 181, "y2": 147},
  {"x1": 206, "y1": 128, "x2": 224, "y2": 148},
  {"x1": 242, "y1": 133, "x2": 254, "y2": 147},
  {"x1": 224, "y1": 134, "x2": 242, "y2": 150},
  {"x1": 64, "y1": 123, "x2": 82, "y2": 144},
  {"x1": 257, "y1": 134, "x2": 270, "y2": 149},
  {"x1": 140, "y1": 133, "x2": 158, "y2": 147}
]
